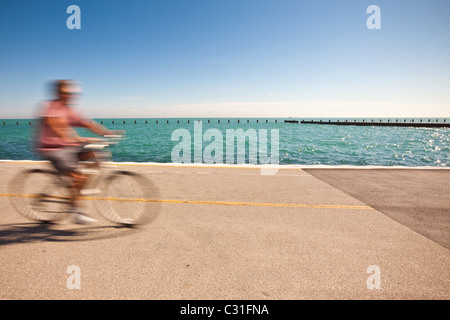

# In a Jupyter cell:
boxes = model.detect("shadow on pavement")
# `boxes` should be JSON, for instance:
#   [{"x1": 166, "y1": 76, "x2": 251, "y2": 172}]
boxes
[
  {"x1": 304, "y1": 169, "x2": 450, "y2": 250},
  {"x1": 0, "y1": 222, "x2": 140, "y2": 246}
]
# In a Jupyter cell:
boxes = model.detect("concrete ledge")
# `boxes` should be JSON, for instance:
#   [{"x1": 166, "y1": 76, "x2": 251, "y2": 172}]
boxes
[{"x1": 1, "y1": 159, "x2": 449, "y2": 170}]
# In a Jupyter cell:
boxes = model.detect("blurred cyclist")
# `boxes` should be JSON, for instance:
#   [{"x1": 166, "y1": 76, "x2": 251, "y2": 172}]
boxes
[{"x1": 37, "y1": 80, "x2": 115, "y2": 224}]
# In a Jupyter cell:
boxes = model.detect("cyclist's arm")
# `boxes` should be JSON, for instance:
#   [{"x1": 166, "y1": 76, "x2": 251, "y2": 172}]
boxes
[{"x1": 83, "y1": 120, "x2": 115, "y2": 136}]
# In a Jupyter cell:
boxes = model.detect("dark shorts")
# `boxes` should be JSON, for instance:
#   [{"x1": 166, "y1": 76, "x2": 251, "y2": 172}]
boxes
[{"x1": 41, "y1": 146, "x2": 85, "y2": 174}]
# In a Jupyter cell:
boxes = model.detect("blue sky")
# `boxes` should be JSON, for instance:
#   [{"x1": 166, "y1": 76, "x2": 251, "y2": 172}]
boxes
[{"x1": 0, "y1": 0, "x2": 449, "y2": 118}]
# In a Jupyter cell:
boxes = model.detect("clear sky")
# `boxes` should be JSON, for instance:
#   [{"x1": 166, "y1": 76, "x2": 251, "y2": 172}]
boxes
[{"x1": 1, "y1": 0, "x2": 449, "y2": 118}]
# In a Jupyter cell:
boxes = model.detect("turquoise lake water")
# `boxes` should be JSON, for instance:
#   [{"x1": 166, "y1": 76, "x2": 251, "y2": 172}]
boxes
[{"x1": 1, "y1": 118, "x2": 449, "y2": 167}]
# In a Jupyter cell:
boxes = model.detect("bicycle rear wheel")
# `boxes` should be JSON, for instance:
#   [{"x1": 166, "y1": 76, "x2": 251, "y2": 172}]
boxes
[
  {"x1": 94, "y1": 171, "x2": 160, "y2": 226},
  {"x1": 8, "y1": 169, "x2": 71, "y2": 222}
]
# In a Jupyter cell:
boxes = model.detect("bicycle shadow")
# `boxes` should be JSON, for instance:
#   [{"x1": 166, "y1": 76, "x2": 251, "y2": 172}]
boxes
[{"x1": 0, "y1": 222, "x2": 139, "y2": 246}]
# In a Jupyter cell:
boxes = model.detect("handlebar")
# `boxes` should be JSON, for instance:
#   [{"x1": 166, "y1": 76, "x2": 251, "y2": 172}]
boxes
[{"x1": 83, "y1": 133, "x2": 127, "y2": 150}]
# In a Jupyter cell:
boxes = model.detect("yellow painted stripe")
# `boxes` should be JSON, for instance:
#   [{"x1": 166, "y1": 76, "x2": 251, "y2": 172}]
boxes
[{"x1": 0, "y1": 193, "x2": 372, "y2": 210}]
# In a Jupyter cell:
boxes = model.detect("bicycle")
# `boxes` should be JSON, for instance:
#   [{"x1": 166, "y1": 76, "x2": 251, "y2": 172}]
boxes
[{"x1": 8, "y1": 134, "x2": 161, "y2": 226}]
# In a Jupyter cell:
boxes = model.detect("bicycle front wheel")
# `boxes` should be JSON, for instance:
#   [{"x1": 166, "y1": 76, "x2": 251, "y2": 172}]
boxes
[
  {"x1": 94, "y1": 171, "x2": 161, "y2": 226},
  {"x1": 8, "y1": 169, "x2": 71, "y2": 222}
]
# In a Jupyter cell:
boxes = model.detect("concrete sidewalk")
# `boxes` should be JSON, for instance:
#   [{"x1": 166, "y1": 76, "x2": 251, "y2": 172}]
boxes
[{"x1": 0, "y1": 161, "x2": 448, "y2": 299}]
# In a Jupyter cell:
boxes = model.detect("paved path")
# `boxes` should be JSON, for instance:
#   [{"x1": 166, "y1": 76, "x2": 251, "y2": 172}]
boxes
[{"x1": 0, "y1": 161, "x2": 448, "y2": 299}]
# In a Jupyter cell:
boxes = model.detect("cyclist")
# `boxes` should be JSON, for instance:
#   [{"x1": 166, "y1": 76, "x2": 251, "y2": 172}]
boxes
[{"x1": 36, "y1": 80, "x2": 115, "y2": 224}]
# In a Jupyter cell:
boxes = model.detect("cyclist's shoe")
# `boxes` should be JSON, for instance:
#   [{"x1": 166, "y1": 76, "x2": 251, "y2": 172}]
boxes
[
  {"x1": 80, "y1": 188, "x2": 101, "y2": 195},
  {"x1": 70, "y1": 208, "x2": 98, "y2": 225},
  {"x1": 118, "y1": 217, "x2": 135, "y2": 226}
]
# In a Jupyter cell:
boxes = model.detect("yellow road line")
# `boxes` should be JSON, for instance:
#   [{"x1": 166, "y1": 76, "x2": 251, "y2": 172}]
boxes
[{"x1": 0, "y1": 193, "x2": 372, "y2": 210}]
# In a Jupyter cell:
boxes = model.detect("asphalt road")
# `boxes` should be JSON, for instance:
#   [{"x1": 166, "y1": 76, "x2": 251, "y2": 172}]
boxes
[
  {"x1": 305, "y1": 169, "x2": 450, "y2": 250},
  {"x1": 0, "y1": 161, "x2": 449, "y2": 299}
]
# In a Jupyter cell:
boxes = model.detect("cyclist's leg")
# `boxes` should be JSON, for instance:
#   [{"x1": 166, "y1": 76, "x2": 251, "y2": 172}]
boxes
[
  {"x1": 69, "y1": 148, "x2": 100, "y2": 224},
  {"x1": 68, "y1": 170, "x2": 87, "y2": 207},
  {"x1": 41, "y1": 147, "x2": 97, "y2": 224},
  {"x1": 43, "y1": 147, "x2": 87, "y2": 207},
  {"x1": 79, "y1": 149, "x2": 100, "y2": 170}
]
